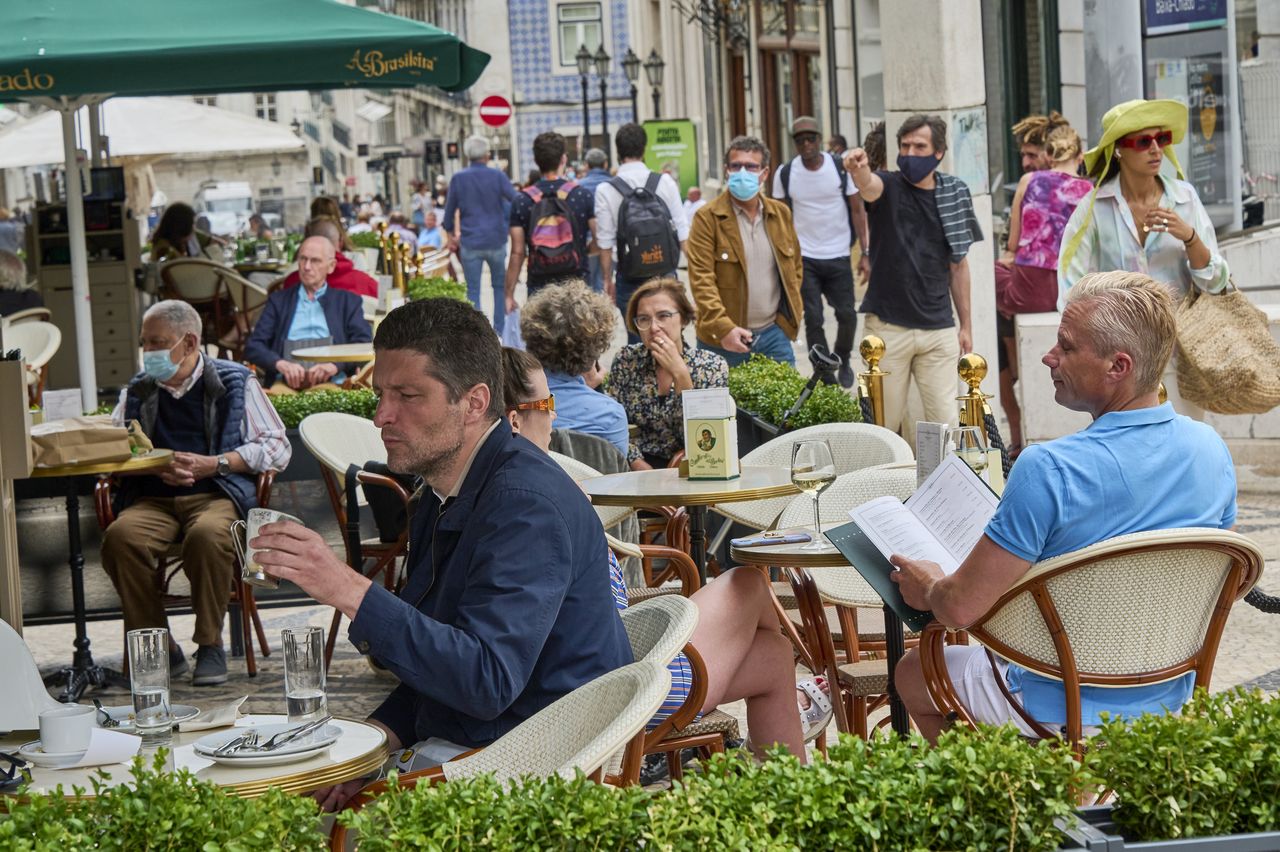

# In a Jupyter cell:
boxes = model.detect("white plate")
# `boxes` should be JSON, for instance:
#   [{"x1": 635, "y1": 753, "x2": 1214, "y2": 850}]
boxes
[
  {"x1": 101, "y1": 704, "x2": 200, "y2": 730},
  {"x1": 17, "y1": 740, "x2": 88, "y2": 768},
  {"x1": 193, "y1": 722, "x2": 341, "y2": 767}
]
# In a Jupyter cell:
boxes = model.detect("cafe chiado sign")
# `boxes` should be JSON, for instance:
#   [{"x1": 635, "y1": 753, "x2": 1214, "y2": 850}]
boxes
[{"x1": 0, "y1": 68, "x2": 54, "y2": 92}]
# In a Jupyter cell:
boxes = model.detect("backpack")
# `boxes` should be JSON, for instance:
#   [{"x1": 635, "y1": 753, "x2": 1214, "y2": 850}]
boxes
[
  {"x1": 779, "y1": 152, "x2": 857, "y2": 248},
  {"x1": 609, "y1": 172, "x2": 680, "y2": 280},
  {"x1": 523, "y1": 180, "x2": 584, "y2": 278}
]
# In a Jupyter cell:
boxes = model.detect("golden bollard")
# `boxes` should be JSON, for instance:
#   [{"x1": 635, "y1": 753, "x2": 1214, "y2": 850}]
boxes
[
  {"x1": 375, "y1": 221, "x2": 390, "y2": 274},
  {"x1": 956, "y1": 352, "x2": 994, "y2": 429},
  {"x1": 398, "y1": 243, "x2": 413, "y2": 288},
  {"x1": 858, "y1": 335, "x2": 888, "y2": 427},
  {"x1": 388, "y1": 232, "x2": 403, "y2": 292},
  {"x1": 414, "y1": 248, "x2": 429, "y2": 277}
]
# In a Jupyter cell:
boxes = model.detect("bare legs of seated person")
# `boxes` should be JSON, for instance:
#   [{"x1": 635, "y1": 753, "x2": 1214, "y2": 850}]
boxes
[{"x1": 689, "y1": 566, "x2": 831, "y2": 762}]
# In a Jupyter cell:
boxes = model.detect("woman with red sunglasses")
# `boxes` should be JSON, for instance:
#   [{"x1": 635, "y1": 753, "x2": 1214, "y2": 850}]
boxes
[{"x1": 1058, "y1": 98, "x2": 1227, "y2": 416}]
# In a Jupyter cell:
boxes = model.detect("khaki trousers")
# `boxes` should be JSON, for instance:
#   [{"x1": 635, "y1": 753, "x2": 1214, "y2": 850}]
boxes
[
  {"x1": 863, "y1": 314, "x2": 961, "y2": 435},
  {"x1": 101, "y1": 494, "x2": 240, "y2": 648}
]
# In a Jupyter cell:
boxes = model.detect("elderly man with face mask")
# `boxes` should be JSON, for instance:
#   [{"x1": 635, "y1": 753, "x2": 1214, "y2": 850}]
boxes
[{"x1": 104, "y1": 300, "x2": 291, "y2": 685}]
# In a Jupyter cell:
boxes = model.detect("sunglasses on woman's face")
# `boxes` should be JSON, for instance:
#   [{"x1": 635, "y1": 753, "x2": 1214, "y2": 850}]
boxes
[
  {"x1": 511, "y1": 394, "x2": 555, "y2": 413},
  {"x1": 1117, "y1": 130, "x2": 1173, "y2": 151}
]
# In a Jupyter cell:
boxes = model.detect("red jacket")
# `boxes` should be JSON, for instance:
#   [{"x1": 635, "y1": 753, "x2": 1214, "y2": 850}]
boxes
[{"x1": 281, "y1": 251, "x2": 378, "y2": 298}]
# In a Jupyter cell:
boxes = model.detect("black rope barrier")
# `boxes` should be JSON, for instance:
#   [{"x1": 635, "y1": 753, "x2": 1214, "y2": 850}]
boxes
[
  {"x1": 983, "y1": 412, "x2": 1013, "y2": 479},
  {"x1": 1245, "y1": 588, "x2": 1280, "y2": 614}
]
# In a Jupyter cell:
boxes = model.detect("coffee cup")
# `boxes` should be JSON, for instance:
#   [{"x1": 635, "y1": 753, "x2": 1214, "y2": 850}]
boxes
[
  {"x1": 39, "y1": 704, "x2": 97, "y2": 754},
  {"x1": 230, "y1": 508, "x2": 304, "y2": 590}
]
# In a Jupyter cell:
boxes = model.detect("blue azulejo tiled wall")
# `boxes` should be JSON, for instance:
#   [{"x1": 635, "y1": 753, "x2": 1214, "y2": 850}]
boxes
[{"x1": 509, "y1": 0, "x2": 634, "y2": 108}]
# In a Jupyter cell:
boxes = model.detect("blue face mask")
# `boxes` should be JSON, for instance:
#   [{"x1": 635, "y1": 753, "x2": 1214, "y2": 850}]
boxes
[
  {"x1": 143, "y1": 341, "x2": 182, "y2": 382},
  {"x1": 727, "y1": 169, "x2": 760, "y2": 201},
  {"x1": 897, "y1": 153, "x2": 941, "y2": 184}
]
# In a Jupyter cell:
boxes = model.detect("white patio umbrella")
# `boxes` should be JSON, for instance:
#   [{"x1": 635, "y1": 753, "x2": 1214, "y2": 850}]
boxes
[{"x1": 0, "y1": 97, "x2": 305, "y2": 169}]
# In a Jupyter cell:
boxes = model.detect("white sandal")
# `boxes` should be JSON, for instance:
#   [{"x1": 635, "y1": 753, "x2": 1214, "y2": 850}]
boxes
[{"x1": 797, "y1": 677, "x2": 833, "y2": 743}]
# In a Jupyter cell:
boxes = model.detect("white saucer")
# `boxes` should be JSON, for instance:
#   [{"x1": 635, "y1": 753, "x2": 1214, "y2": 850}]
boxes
[
  {"x1": 101, "y1": 704, "x2": 199, "y2": 730},
  {"x1": 193, "y1": 723, "x2": 341, "y2": 767},
  {"x1": 17, "y1": 740, "x2": 88, "y2": 768}
]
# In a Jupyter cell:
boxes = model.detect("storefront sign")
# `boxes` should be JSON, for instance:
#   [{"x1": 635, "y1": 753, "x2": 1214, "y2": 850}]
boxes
[
  {"x1": 643, "y1": 119, "x2": 699, "y2": 200},
  {"x1": 1143, "y1": 0, "x2": 1227, "y2": 37}
]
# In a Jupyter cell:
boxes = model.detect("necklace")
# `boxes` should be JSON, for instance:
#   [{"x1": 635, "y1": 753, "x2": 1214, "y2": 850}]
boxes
[{"x1": 1130, "y1": 181, "x2": 1163, "y2": 234}]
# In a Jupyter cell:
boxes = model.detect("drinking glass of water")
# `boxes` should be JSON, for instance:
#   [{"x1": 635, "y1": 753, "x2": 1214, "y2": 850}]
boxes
[
  {"x1": 283, "y1": 627, "x2": 327, "y2": 723},
  {"x1": 791, "y1": 439, "x2": 837, "y2": 550},
  {"x1": 946, "y1": 426, "x2": 989, "y2": 476},
  {"x1": 127, "y1": 628, "x2": 172, "y2": 745}
]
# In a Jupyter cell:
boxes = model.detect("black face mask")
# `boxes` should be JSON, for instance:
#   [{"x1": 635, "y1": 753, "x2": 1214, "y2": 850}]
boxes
[{"x1": 897, "y1": 153, "x2": 941, "y2": 184}]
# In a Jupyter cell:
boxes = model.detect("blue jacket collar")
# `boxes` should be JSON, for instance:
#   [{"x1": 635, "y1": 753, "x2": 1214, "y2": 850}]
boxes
[{"x1": 435, "y1": 419, "x2": 512, "y2": 531}]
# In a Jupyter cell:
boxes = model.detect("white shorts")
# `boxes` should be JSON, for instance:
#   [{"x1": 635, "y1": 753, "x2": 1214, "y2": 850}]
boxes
[{"x1": 942, "y1": 645, "x2": 1040, "y2": 737}]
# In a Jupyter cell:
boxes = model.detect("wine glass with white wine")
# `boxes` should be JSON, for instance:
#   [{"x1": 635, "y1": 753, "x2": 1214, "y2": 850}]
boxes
[
  {"x1": 946, "y1": 426, "x2": 989, "y2": 476},
  {"x1": 791, "y1": 439, "x2": 837, "y2": 550}
]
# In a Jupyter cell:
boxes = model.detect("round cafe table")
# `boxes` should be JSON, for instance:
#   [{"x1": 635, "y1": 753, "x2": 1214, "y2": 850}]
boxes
[
  {"x1": 730, "y1": 525, "x2": 912, "y2": 736},
  {"x1": 25, "y1": 449, "x2": 174, "y2": 702},
  {"x1": 582, "y1": 466, "x2": 798, "y2": 582},
  {"x1": 290, "y1": 343, "x2": 375, "y2": 364},
  {"x1": 0, "y1": 714, "x2": 388, "y2": 799}
]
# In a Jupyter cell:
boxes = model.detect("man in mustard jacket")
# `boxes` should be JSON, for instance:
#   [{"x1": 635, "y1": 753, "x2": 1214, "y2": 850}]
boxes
[{"x1": 687, "y1": 136, "x2": 804, "y2": 367}]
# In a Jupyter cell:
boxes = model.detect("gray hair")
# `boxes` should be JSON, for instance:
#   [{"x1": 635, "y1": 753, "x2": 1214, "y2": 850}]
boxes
[
  {"x1": 0, "y1": 250, "x2": 27, "y2": 291},
  {"x1": 585, "y1": 147, "x2": 607, "y2": 168},
  {"x1": 143, "y1": 299, "x2": 204, "y2": 341},
  {"x1": 463, "y1": 135, "x2": 490, "y2": 161},
  {"x1": 724, "y1": 135, "x2": 771, "y2": 169},
  {"x1": 1064, "y1": 271, "x2": 1176, "y2": 393}
]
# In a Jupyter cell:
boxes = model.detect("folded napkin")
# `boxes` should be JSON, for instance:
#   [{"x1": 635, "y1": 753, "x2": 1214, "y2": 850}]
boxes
[
  {"x1": 65, "y1": 727, "x2": 140, "y2": 768},
  {"x1": 178, "y1": 696, "x2": 248, "y2": 732}
]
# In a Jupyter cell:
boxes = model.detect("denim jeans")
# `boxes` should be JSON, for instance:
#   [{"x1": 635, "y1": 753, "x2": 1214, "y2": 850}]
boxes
[
  {"x1": 587, "y1": 254, "x2": 604, "y2": 293},
  {"x1": 698, "y1": 323, "x2": 796, "y2": 368},
  {"x1": 459, "y1": 245, "x2": 507, "y2": 334}
]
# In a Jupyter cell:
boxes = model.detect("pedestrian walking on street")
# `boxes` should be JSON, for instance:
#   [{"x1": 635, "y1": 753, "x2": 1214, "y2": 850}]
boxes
[
  {"x1": 595, "y1": 123, "x2": 688, "y2": 341},
  {"x1": 1011, "y1": 112, "x2": 1069, "y2": 174},
  {"x1": 687, "y1": 135, "x2": 803, "y2": 367},
  {"x1": 505, "y1": 132, "x2": 597, "y2": 312},
  {"x1": 443, "y1": 135, "x2": 518, "y2": 334},
  {"x1": 844, "y1": 114, "x2": 982, "y2": 436},
  {"x1": 773, "y1": 116, "x2": 869, "y2": 387},
  {"x1": 577, "y1": 148, "x2": 612, "y2": 294}
]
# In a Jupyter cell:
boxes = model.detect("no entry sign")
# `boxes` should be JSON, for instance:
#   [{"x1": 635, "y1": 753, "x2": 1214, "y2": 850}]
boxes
[{"x1": 479, "y1": 95, "x2": 512, "y2": 128}]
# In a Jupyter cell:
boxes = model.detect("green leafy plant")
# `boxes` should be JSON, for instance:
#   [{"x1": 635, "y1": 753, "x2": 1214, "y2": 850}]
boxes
[
  {"x1": 336, "y1": 727, "x2": 1082, "y2": 851},
  {"x1": 1086, "y1": 687, "x2": 1280, "y2": 841},
  {"x1": 727, "y1": 354, "x2": 859, "y2": 429},
  {"x1": 0, "y1": 752, "x2": 325, "y2": 850},
  {"x1": 350, "y1": 230, "x2": 383, "y2": 249},
  {"x1": 405, "y1": 275, "x2": 467, "y2": 303},
  {"x1": 268, "y1": 388, "x2": 378, "y2": 428}
]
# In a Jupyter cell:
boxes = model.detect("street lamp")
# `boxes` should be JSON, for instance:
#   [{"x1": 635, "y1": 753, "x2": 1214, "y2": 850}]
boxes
[
  {"x1": 290, "y1": 117, "x2": 302, "y2": 136},
  {"x1": 594, "y1": 44, "x2": 611, "y2": 163},
  {"x1": 576, "y1": 44, "x2": 593, "y2": 156},
  {"x1": 622, "y1": 48, "x2": 641, "y2": 121},
  {"x1": 643, "y1": 49, "x2": 665, "y2": 119}
]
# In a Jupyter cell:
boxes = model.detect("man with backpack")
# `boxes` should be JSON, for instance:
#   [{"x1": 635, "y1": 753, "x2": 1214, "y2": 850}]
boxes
[
  {"x1": 594, "y1": 123, "x2": 688, "y2": 341},
  {"x1": 772, "y1": 116, "x2": 869, "y2": 387},
  {"x1": 504, "y1": 132, "x2": 596, "y2": 313}
]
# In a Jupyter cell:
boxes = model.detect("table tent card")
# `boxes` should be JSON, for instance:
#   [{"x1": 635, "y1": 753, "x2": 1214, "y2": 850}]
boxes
[
  {"x1": 914, "y1": 421, "x2": 947, "y2": 487},
  {"x1": 682, "y1": 387, "x2": 739, "y2": 480}
]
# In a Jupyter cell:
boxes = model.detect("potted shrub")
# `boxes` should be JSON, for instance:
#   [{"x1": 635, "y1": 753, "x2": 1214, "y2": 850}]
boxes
[
  {"x1": 268, "y1": 388, "x2": 378, "y2": 482},
  {"x1": 349, "y1": 230, "x2": 383, "y2": 273},
  {"x1": 1060, "y1": 688, "x2": 1280, "y2": 850},
  {"x1": 405, "y1": 275, "x2": 467, "y2": 302},
  {"x1": 727, "y1": 354, "x2": 860, "y2": 454}
]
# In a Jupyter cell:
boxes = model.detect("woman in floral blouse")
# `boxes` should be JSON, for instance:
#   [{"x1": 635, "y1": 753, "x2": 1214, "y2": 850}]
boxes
[{"x1": 609, "y1": 278, "x2": 728, "y2": 470}]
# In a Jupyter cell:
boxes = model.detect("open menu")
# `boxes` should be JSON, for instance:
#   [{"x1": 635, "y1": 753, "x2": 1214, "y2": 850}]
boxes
[{"x1": 849, "y1": 453, "x2": 999, "y2": 575}]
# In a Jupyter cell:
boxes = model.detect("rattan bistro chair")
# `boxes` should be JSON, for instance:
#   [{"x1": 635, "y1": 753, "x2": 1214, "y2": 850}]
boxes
[
  {"x1": 330, "y1": 660, "x2": 672, "y2": 850},
  {"x1": 5, "y1": 320, "x2": 61, "y2": 406},
  {"x1": 918, "y1": 528, "x2": 1264, "y2": 757}
]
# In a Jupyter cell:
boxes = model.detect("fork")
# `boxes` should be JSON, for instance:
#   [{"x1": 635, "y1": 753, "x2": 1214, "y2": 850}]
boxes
[
  {"x1": 242, "y1": 716, "x2": 332, "y2": 752},
  {"x1": 213, "y1": 730, "x2": 258, "y2": 756}
]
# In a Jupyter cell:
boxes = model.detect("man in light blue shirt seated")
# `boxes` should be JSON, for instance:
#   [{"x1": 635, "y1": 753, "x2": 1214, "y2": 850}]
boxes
[
  {"x1": 419, "y1": 211, "x2": 445, "y2": 251},
  {"x1": 891, "y1": 270, "x2": 1237, "y2": 741}
]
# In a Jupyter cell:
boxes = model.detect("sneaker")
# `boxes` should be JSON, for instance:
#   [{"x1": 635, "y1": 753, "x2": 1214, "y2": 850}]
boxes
[
  {"x1": 838, "y1": 362, "x2": 856, "y2": 389},
  {"x1": 169, "y1": 644, "x2": 190, "y2": 678},
  {"x1": 192, "y1": 645, "x2": 228, "y2": 686}
]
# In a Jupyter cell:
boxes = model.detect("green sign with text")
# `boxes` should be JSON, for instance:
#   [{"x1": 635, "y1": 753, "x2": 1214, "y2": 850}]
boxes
[{"x1": 643, "y1": 119, "x2": 699, "y2": 200}]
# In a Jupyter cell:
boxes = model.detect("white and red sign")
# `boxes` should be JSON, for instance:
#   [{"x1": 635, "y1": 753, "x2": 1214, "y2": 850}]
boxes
[{"x1": 479, "y1": 95, "x2": 513, "y2": 128}]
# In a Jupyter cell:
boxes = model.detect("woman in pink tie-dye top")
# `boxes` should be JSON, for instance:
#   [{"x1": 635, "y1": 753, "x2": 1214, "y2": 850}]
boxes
[{"x1": 995, "y1": 124, "x2": 1092, "y2": 452}]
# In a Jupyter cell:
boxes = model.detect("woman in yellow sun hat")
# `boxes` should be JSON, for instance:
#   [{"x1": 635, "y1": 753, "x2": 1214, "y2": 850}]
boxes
[{"x1": 1057, "y1": 98, "x2": 1228, "y2": 417}]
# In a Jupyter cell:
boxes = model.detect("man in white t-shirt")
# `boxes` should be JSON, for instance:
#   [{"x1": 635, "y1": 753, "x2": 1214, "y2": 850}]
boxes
[
  {"x1": 772, "y1": 116, "x2": 869, "y2": 387},
  {"x1": 595, "y1": 123, "x2": 689, "y2": 340}
]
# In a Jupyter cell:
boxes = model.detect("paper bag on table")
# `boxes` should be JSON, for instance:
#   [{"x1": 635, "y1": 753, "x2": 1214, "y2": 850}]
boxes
[{"x1": 30, "y1": 415, "x2": 132, "y2": 467}]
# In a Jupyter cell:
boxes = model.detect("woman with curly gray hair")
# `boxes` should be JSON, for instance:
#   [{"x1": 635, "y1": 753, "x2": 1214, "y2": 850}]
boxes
[{"x1": 520, "y1": 278, "x2": 628, "y2": 456}]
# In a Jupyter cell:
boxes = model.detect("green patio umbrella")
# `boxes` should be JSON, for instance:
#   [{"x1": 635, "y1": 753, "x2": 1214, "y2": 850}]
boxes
[{"x1": 0, "y1": 0, "x2": 489, "y2": 408}]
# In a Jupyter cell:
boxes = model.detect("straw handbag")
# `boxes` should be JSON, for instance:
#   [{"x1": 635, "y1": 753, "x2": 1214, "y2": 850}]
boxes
[{"x1": 1175, "y1": 280, "x2": 1280, "y2": 414}]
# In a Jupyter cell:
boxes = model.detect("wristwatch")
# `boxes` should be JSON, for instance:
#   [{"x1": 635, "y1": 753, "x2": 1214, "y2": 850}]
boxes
[{"x1": 216, "y1": 455, "x2": 231, "y2": 477}]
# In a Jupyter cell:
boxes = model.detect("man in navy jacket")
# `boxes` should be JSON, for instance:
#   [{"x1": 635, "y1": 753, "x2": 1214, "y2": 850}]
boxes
[
  {"x1": 251, "y1": 297, "x2": 632, "y2": 811},
  {"x1": 243, "y1": 236, "x2": 371, "y2": 391}
]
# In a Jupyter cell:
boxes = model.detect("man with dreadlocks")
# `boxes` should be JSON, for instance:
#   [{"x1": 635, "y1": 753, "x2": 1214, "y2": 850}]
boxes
[{"x1": 1011, "y1": 111, "x2": 1070, "y2": 174}]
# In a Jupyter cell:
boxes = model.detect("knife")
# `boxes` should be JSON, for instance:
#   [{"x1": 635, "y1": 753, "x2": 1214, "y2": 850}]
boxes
[{"x1": 254, "y1": 715, "x2": 333, "y2": 752}]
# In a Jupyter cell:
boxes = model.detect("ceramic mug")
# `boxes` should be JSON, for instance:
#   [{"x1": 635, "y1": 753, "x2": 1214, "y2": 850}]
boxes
[
  {"x1": 230, "y1": 508, "x2": 304, "y2": 590},
  {"x1": 39, "y1": 704, "x2": 97, "y2": 754}
]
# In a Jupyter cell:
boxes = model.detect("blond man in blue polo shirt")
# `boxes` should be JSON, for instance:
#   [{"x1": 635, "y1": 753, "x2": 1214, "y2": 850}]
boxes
[{"x1": 890, "y1": 270, "x2": 1236, "y2": 740}]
